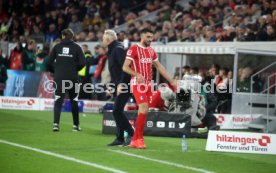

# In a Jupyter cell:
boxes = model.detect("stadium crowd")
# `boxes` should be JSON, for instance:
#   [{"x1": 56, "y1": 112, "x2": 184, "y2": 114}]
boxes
[{"x1": 0, "y1": 0, "x2": 275, "y2": 43}]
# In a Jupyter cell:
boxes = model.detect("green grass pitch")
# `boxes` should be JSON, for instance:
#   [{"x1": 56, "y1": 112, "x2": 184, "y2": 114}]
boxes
[{"x1": 0, "y1": 109, "x2": 276, "y2": 173}]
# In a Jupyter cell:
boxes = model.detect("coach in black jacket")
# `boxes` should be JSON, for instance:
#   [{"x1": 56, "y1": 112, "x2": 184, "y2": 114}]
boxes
[
  {"x1": 103, "y1": 30, "x2": 134, "y2": 146},
  {"x1": 47, "y1": 28, "x2": 86, "y2": 132}
]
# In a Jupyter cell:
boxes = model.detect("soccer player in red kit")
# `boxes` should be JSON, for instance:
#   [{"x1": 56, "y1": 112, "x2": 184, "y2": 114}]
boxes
[{"x1": 122, "y1": 29, "x2": 177, "y2": 149}]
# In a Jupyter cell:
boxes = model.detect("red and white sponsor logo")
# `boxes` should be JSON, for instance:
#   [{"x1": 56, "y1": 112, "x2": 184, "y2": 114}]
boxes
[
  {"x1": 1, "y1": 98, "x2": 27, "y2": 105},
  {"x1": 216, "y1": 134, "x2": 271, "y2": 146},
  {"x1": 39, "y1": 99, "x2": 55, "y2": 111},
  {"x1": 216, "y1": 115, "x2": 225, "y2": 124},
  {"x1": 206, "y1": 131, "x2": 276, "y2": 155},
  {"x1": 214, "y1": 114, "x2": 262, "y2": 129},
  {"x1": 44, "y1": 100, "x2": 54, "y2": 106},
  {"x1": 0, "y1": 97, "x2": 39, "y2": 110},
  {"x1": 27, "y1": 99, "x2": 35, "y2": 106}
]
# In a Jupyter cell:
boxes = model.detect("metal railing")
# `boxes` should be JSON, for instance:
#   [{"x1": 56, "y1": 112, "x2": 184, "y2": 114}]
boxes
[
  {"x1": 266, "y1": 73, "x2": 276, "y2": 132},
  {"x1": 249, "y1": 61, "x2": 276, "y2": 117}
]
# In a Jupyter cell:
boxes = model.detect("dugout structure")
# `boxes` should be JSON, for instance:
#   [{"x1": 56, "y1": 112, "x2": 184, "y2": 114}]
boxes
[{"x1": 152, "y1": 42, "x2": 276, "y2": 133}]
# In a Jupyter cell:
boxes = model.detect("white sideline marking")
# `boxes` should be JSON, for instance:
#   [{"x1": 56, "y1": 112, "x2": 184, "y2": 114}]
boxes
[
  {"x1": 109, "y1": 150, "x2": 215, "y2": 173},
  {"x1": 0, "y1": 139, "x2": 127, "y2": 173}
]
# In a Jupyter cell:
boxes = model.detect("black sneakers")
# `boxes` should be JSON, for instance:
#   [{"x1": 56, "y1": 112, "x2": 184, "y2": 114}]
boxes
[
  {"x1": 72, "y1": 125, "x2": 82, "y2": 132},
  {"x1": 53, "y1": 123, "x2": 59, "y2": 132},
  {"x1": 53, "y1": 124, "x2": 81, "y2": 132},
  {"x1": 122, "y1": 136, "x2": 132, "y2": 147},
  {"x1": 107, "y1": 139, "x2": 124, "y2": 146}
]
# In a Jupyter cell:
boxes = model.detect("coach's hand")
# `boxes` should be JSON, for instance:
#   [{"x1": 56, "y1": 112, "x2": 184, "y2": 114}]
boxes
[
  {"x1": 136, "y1": 74, "x2": 145, "y2": 84},
  {"x1": 106, "y1": 87, "x2": 113, "y2": 97}
]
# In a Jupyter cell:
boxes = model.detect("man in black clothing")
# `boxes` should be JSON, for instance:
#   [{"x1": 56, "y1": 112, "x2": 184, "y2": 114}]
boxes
[
  {"x1": 46, "y1": 28, "x2": 86, "y2": 132},
  {"x1": 103, "y1": 29, "x2": 134, "y2": 146}
]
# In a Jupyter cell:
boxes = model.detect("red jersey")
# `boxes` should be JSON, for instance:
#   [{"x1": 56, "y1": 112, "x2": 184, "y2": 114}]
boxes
[{"x1": 126, "y1": 43, "x2": 158, "y2": 84}]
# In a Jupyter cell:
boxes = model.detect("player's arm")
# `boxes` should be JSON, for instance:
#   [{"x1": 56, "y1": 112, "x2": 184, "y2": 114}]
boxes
[
  {"x1": 122, "y1": 59, "x2": 144, "y2": 83},
  {"x1": 153, "y1": 60, "x2": 177, "y2": 88}
]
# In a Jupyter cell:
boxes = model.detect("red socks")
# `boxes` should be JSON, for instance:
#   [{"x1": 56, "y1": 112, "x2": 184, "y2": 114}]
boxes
[{"x1": 133, "y1": 112, "x2": 147, "y2": 140}]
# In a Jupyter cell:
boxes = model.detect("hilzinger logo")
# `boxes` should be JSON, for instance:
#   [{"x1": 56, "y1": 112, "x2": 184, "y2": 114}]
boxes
[
  {"x1": 258, "y1": 136, "x2": 271, "y2": 146},
  {"x1": 216, "y1": 134, "x2": 271, "y2": 146},
  {"x1": 27, "y1": 99, "x2": 35, "y2": 106},
  {"x1": 216, "y1": 115, "x2": 225, "y2": 124}
]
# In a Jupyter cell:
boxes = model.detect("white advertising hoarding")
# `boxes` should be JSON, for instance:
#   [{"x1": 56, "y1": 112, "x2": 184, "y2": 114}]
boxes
[
  {"x1": 206, "y1": 131, "x2": 276, "y2": 155},
  {"x1": 214, "y1": 114, "x2": 262, "y2": 129},
  {"x1": 0, "y1": 97, "x2": 40, "y2": 110}
]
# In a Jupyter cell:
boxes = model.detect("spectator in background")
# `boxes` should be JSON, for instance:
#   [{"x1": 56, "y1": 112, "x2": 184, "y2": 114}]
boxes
[
  {"x1": 21, "y1": 39, "x2": 36, "y2": 71},
  {"x1": 35, "y1": 43, "x2": 49, "y2": 72},
  {"x1": 173, "y1": 73, "x2": 180, "y2": 80},
  {"x1": 209, "y1": 64, "x2": 220, "y2": 84},
  {"x1": 86, "y1": 45, "x2": 109, "y2": 101},
  {"x1": 93, "y1": 46, "x2": 109, "y2": 101},
  {"x1": 76, "y1": 31, "x2": 87, "y2": 41},
  {"x1": 87, "y1": 45, "x2": 101, "y2": 83},
  {"x1": 182, "y1": 65, "x2": 191, "y2": 79},
  {"x1": 0, "y1": 48, "x2": 8, "y2": 67},
  {"x1": 78, "y1": 44, "x2": 92, "y2": 100},
  {"x1": 31, "y1": 25, "x2": 45, "y2": 43},
  {"x1": 8, "y1": 18, "x2": 24, "y2": 38},
  {"x1": 56, "y1": 16, "x2": 67, "y2": 33},
  {"x1": 86, "y1": 31, "x2": 98, "y2": 41},
  {"x1": 82, "y1": 14, "x2": 93, "y2": 31},
  {"x1": 205, "y1": 29, "x2": 217, "y2": 42},
  {"x1": 168, "y1": 30, "x2": 177, "y2": 42},
  {"x1": 266, "y1": 24, "x2": 276, "y2": 40},
  {"x1": 45, "y1": 23, "x2": 59, "y2": 43},
  {"x1": 68, "y1": 14, "x2": 83, "y2": 34},
  {"x1": 237, "y1": 67, "x2": 253, "y2": 92},
  {"x1": 236, "y1": 24, "x2": 247, "y2": 41},
  {"x1": 243, "y1": 24, "x2": 257, "y2": 41},
  {"x1": 0, "y1": 49, "x2": 8, "y2": 95},
  {"x1": 190, "y1": 67, "x2": 201, "y2": 81},
  {"x1": 34, "y1": 15, "x2": 45, "y2": 32},
  {"x1": 216, "y1": 67, "x2": 229, "y2": 90},
  {"x1": 109, "y1": 11, "x2": 125, "y2": 28},
  {"x1": 0, "y1": 29, "x2": 8, "y2": 41},
  {"x1": 9, "y1": 42, "x2": 23, "y2": 70}
]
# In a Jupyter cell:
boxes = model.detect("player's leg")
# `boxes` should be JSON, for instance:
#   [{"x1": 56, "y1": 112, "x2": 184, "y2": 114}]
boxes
[
  {"x1": 53, "y1": 79, "x2": 65, "y2": 131},
  {"x1": 108, "y1": 91, "x2": 134, "y2": 146},
  {"x1": 130, "y1": 84, "x2": 149, "y2": 149},
  {"x1": 68, "y1": 81, "x2": 81, "y2": 131}
]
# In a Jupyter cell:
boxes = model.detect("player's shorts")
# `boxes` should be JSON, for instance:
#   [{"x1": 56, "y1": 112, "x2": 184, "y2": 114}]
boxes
[{"x1": 131, "y1": 84, "x2": 153, "y2": 105}]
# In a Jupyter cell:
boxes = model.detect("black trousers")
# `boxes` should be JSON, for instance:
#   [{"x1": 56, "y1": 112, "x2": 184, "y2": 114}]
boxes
[
  {"x1": 113, "y1": 91, "x2": 134, "y2": 141},
  {"x1": 53, "y1": 79, "x2": 80, "y2": 126},
  {"x1": 78, "y1": 75, "x2": 92, "y2": 100}
]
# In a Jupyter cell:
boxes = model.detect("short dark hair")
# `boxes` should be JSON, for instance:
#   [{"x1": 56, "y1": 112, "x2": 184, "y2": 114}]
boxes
[
  {"x1": 140, "y1": 28, "x2": 153, "y2": 34},
  {"x1": 62, "y1": 28, "x2": 74, "y2": 40},
  {"x1": 82, "y1": 44, "x2": 88, "y2": 49}
]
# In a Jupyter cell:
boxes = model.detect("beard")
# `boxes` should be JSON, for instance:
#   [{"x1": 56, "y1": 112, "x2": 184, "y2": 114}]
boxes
[{"x1": 143, "y1": 41, "x2": 151, "y2": 47}]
